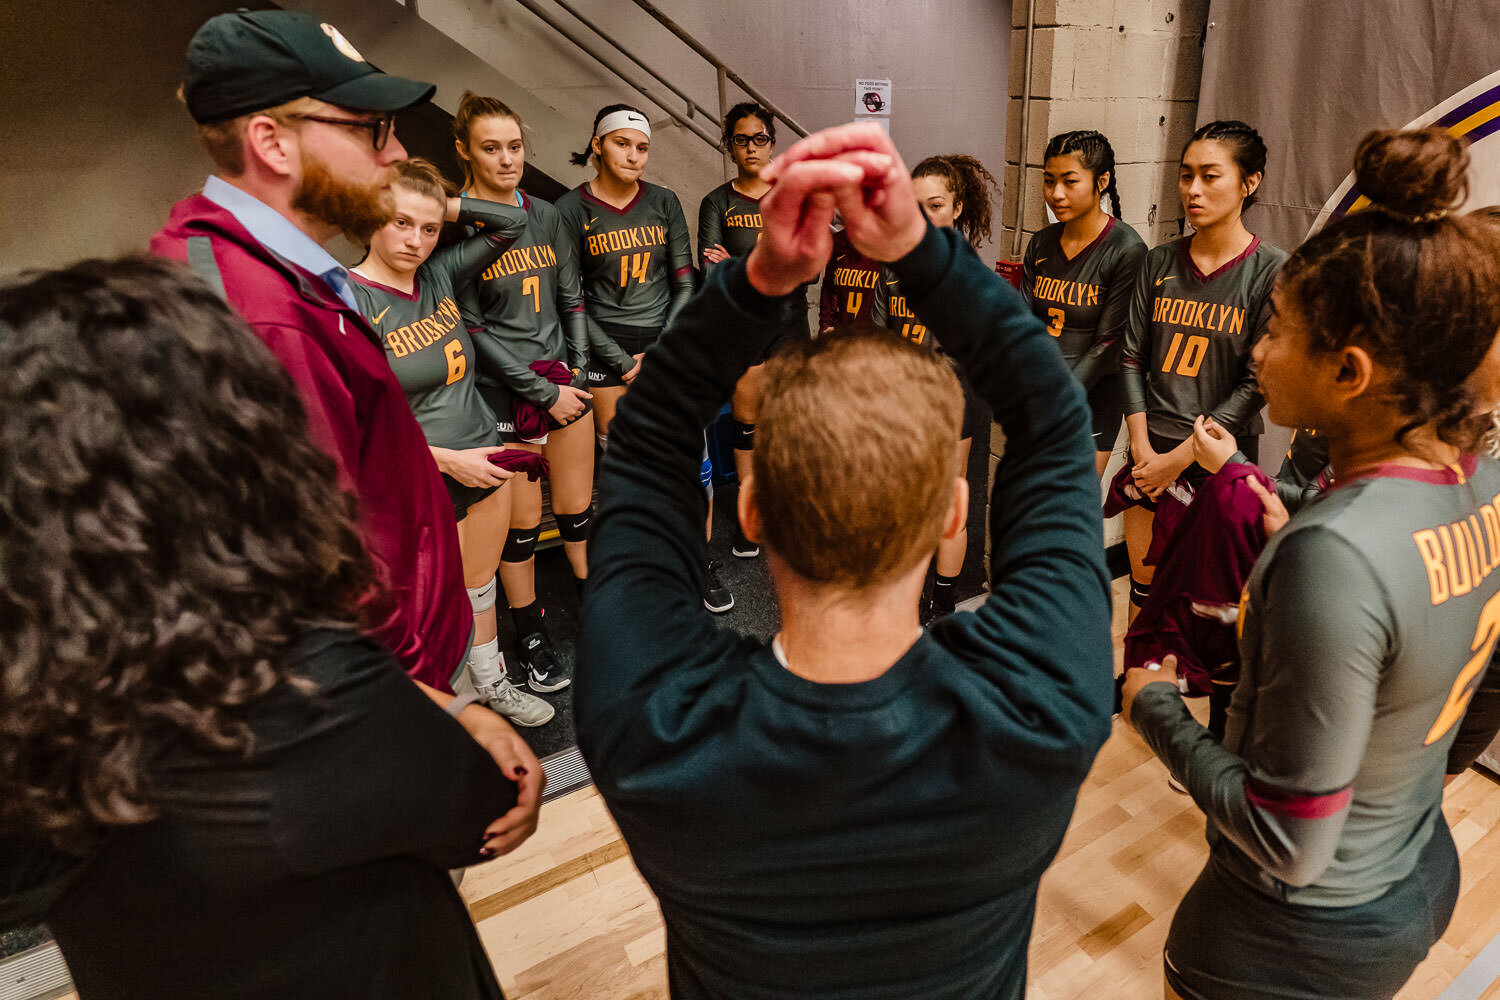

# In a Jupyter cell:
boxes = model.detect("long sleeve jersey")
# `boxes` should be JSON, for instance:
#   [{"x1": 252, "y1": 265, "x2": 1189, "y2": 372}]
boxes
[
  {"x1": 554, "y1": 180, "x2": 694, "y2": 375},
  {"x1": 1021, "y1": 217, "x2": 1147, "y2": 390},
  {"x1": 351, "y1": 199, "x2": 525, "y2": 450},
  {"x1": 818, "y1": 228, "x2": 881, "y2": 331},
  {"x1": 696, "y1": 180, "x2": 763, "y2": 264},
  {"x1": 576, "y1": 224, "x2": 1113, "y2": 999},
  {"x1": 456, "y1": 192, "x2": 589, "y2": 408},
  {"x1": 1121, "y1": 236, "x2": 1285, "y2": 442},
  {"x1": 1132, "y1": 455, "x2": 1500, "y2": 906}
]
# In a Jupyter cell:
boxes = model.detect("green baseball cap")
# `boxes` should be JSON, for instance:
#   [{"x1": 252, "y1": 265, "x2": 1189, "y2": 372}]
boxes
[{"x1": 183, "y1": 9, "x2": 435, "y2": 124}]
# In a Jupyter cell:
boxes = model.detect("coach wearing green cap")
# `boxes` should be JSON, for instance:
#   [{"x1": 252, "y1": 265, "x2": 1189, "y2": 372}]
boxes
[{"x1": 142, "y1": 11, "x2": 540, "y2": 997}]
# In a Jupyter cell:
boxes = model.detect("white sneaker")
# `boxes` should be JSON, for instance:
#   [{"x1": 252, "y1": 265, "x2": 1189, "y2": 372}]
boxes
[{"x1": 483, "y1": 677, "x2": 555, "y2": 727}]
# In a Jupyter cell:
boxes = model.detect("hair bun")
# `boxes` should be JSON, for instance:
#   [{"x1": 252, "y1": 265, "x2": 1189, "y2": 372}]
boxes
[{"x1": 1355, "y1": 128, "x2": 1468, "y2": 222}]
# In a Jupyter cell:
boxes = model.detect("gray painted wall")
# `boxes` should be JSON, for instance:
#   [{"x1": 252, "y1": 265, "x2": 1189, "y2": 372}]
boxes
[{"x1": 1, "y1": 0, "x2": 1009, "y2": 272}]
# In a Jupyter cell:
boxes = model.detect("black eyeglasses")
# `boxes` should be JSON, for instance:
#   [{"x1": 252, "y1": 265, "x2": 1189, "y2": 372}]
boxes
[
  {"x1": 731, "y1": 133, "x2": 773, "y2": 149},
  {"x1": 292, "y1": 113, "x2": 396, "y2": 152}
]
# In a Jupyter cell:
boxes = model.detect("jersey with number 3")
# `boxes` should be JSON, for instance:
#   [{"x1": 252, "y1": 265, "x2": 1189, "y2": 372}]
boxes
[
  {"x1": 351, "y1": 199, "x2": 526, "y2": 450},
  {"x1": 555, "y1": 181, "x2": 693, "y2": 329},
  {"x1": 1121, "y1": 236, "x2": 1285, "y2": 442},
  {"x1": 1022, "y1": 216, "x2": 1146, "y2": 365},
  {"x1": 1224, "y1": 457, "x2": 1500, "y2": 905}
]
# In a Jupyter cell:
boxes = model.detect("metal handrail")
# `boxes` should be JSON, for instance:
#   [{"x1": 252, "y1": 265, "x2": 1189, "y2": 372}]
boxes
[
  {"x1": 627, "y1": 0, "x2": 809, "y2": 140},
  {"x1": 511, "y1": 0, "x2": 722, "y2": 150},
  {"x1": 546, "y1": 0, "x2": 709, "y2": 125}
]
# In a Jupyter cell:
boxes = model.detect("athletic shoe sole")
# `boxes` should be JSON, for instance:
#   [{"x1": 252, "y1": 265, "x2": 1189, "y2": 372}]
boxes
[
  {"x1": 704, "y1": 594, "x2": 735, "y2": 613},
  {"x1": 731, "y1": 542, "x2": 760, "y2": 559},
  {"x1": 528, "y1": 671, "x2": 572, "y2": 694},
  {"x1": 500, "y1": 707, "x2": 555, "y2": 727}
]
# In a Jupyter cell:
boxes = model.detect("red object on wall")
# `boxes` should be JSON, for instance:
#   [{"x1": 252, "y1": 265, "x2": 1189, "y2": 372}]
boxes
[{"x1": 995, "y1": 259, "x2": 1023, "y2": 289}]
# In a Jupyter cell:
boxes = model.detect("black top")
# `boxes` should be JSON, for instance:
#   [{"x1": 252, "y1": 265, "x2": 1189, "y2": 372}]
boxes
[
  {"x1": 1121, "y1": 236, "x2": 1285, "y2": 441},
  {"x1": 4, "y1": 629, "x2": 515, "y2": 1000},
  {"x1": 577, "y1": 225, "x2": 1113, "y2": 999},
  {"x1": 1021, "y1": 216, "x2": 1147, "y2": 389},
  {"x1": 697, "y1": 181, "x2": 763, "y2": 263}
]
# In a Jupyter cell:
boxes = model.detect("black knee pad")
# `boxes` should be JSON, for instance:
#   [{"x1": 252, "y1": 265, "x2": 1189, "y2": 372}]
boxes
[
  {"x1": 1129, "y1": 578, "x2": 1152, "y2": 609},
  {"x1": 731, "y1": 420, "x2": 755, "y2": 451},
  {"x1": 556, "y1": 505, "x2": 594, "y2": 543},
  {"x1": 502, "y1": 526, "x2": 540, "y2": 563}
]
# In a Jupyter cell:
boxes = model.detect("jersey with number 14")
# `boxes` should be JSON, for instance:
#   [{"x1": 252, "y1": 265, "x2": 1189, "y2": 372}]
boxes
[
  {"x1": 1121, "y1": 236, "x2": 1285, "y2": 442},
  {"x1": 555, "y1": 181, "x2": 693, "y2": 329}
]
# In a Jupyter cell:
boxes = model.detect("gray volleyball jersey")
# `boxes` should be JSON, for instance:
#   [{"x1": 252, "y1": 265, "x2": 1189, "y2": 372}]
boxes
[
  {"x1": 457, "y1": 192, "x2": 588, "y2": 407},
  {"x1": 352, "y1": 199, "x2": 526, "y2": 450},
  {"x1": 870, "y1": 270, "x2": 932, "y2": 349},
  {"x1": 1121, "y1": 236, "x2": 1285, "y2": 442},
  {"x1": 1022, "y1": 217, "x2": 1146, "y2": 367},
  {"x1": 1218, "y1": 456, "x2": 1500, "y2": 905},
  {"x1": 554, "y1": 181, "x2": 694, "y2": 329},
  {"x1": 697, "y1": 181, "x2": 763, "y2": 262}
]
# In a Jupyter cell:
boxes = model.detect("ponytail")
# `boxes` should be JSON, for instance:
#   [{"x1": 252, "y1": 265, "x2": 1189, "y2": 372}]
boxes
[
  {"x1": 452, "y1": 91, "x2": 523, "y2": 190},
  {"x1": 572, "y1": 103, "x2": 644, "y2": 168}
]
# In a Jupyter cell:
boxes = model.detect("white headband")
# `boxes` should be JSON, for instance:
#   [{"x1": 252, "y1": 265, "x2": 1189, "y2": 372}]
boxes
[{"x1": 595, "y1": 110, "x2": 651, "y2": 141}]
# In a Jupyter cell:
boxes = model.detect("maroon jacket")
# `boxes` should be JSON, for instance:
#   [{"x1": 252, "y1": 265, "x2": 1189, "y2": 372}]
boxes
[{"x1": 152, "y1": 195, "x2": 470, "y2": 691}]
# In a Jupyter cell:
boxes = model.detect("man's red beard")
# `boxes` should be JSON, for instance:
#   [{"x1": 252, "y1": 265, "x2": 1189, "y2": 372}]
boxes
[{"x1": 293, "y1": 153, "x2": 394, "y2": 243}]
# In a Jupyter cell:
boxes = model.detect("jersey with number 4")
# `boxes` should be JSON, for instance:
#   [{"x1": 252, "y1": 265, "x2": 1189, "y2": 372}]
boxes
[
  {"x1": 1122, "y1": 236, "x2": 1285, "y2": 442},
  {"x1": 352, "y1": 199, "x2": 526, "y2": 450},
  {"x1": 1224, "y1": 457, "x2": 1500, "y2": 905},
  {"x1": 555, "y1": 181, "x2": 693, "y2": 329}
]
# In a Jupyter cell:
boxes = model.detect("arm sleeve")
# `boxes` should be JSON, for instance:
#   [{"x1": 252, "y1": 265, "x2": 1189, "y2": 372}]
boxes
[
  {"x1": 1130, "y1": 527, "x2": 1385, "y2": 886},
  {"x1": 870, "y1": 270, "x2": 891, "y2": 329},
  {"x1": 818, "y1": 253, "x2": 840, "y2": 331},
  {"x1": 428, "y1": 199, "x2": 529, "y2": 289},
  {"x1": 1019, "y1": 238, "x2": 1037, "y2": 309},
  {"x1": 587, "y1": 314, "x2": 636, "y2": 374},
  {"x1": 698, "y1": 189, "x2": 724, "y2": 269},
  {"x1": 1072, "y1": 239, "x2": 1147, "y2": 392},
  {"x1": 454, "y1": 286, "x2": 554, "y2": 404},
  {"x1": 1207, "y1": 271, "x2": 1272, "y2": 433},
  {"x1": 665, "y1": 193, "x2": 695, "y2": 327},
  {"x1": 273, "y1": 638, "x2": 517, "y2": 873},
  {"x1": 253, "y1": 323, "x2": 362, "y2": 490},
  {"x1": 1120, "y1": 260, "x2": 1153, "y2": 417},
  {"x1": 552, "y1": 217, "x2": 592, "y2": 374},
  {"x1": 894, "y1": 224, "x2": 1114, "y2": 763},
  {"x1": 574, "y1": 260, "x2": 800, "y2": 763}
]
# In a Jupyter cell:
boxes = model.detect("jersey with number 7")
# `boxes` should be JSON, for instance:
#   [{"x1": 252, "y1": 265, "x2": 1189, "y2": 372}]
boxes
[{"x1": 1121, "y1": 236, "x2": 1285, "y2": 443}]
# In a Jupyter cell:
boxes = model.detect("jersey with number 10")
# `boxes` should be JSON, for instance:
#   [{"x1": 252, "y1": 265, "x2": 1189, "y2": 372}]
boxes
[
  {"x1": 1121, "y1": 236, "x2": 1285, "y2": 442},
  {"x1": 555, "y1": 181, "x2": 693, "y2": 329}
]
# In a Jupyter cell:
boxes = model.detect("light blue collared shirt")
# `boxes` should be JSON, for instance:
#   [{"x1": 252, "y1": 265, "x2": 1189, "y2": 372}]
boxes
[{"x1": 202, "y1": 175, "x2": 360, "y2": 312}]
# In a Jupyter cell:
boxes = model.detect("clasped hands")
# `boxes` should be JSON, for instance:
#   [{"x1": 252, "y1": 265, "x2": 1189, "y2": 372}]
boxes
[{"x1": 745, "y1": 123, "x2": 928, "y2": 299}]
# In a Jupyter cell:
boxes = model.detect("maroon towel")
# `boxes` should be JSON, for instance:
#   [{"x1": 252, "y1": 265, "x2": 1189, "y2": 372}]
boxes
[
  {"x1": 1103, "y1": 461, "x2": 1195, "y2": 566},
  {"x1": 512, "y1": 360, "x2": 576, "y2": 439},
  {"x1": 1123, "y1": 462, "x2": 1273, "y2": 694},
  {"x1": 488, "y1": 449, "x2": 550, "y2": 482}
]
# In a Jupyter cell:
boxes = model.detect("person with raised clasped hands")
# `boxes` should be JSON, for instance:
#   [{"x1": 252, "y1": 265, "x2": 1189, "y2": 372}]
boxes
[{"x1": 575, "y1": 122, "x2": 1112, "y2": 1000}]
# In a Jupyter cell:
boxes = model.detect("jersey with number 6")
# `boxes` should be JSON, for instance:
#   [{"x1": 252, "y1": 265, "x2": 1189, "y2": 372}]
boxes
[
  {"x1": 1022, "y1": 217, "x2": 1146, "y2": 384},
  {"x1": 1220, "y1": 457, "x2": 1500, "y2": 905},
  {"x1": 555, "y1": 181, "x2": 694, "y2": 329},
  {"x1": 1121, "y1": 236, "x2": 1285, "y2": 442},
  {"x1": 352, "y1": 199, "x2": 525, "y2": 450}
]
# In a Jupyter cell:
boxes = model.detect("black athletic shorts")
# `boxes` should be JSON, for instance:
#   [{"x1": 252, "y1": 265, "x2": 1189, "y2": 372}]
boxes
[
  {"x1": 1086, "y1": 370, "x2": 1125, "y2": 452},
  {"x1": 589, "y1": 320, "x2": 658, "y2": 388},
  {"x1": 443, "y1": 473, "x2": 497, "y2": 522},
  {"x1": 1164, "y1": 823, "x2": 1459, "y2": 1000},
  {"x1": 478, "y1": 376, "x2": 589, "y2": 445}
]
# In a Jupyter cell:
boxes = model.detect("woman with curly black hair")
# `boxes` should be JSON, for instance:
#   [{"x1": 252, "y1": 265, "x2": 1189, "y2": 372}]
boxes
[{"x1": 0, "y1": 258, "x2": 530, "y2": 1000}]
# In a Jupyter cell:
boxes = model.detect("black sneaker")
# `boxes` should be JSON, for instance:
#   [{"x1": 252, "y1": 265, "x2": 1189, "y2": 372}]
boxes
[
  {"x1": 731, "y1": 529, "x2": 760, "y2": 559},
  {"x1": 519, "y1": 632, "x2": 571, "y2": 693},
  {"x1": 704, "y1": 559, "x2": 734, "y2": 613}
]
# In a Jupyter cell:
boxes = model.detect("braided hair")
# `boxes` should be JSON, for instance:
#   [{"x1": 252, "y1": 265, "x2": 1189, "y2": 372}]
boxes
[
  {"x1": 911, "y1": 154, "x2": 1001, "y2": 248},
  {"x1": 1184, "y1": 120, "x2": 1268, "y2": 210},
  {"x1": 1043, "y1": 130, "x2": 1122, "y2": 218}
]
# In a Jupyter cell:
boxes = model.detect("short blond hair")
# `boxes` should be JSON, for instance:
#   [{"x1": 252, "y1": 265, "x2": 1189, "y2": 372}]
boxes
[
  {"x1": 189, "y1": 95, "x2": 320, "y2": 175},
  {"x1": 754, "y1": 328, "x2": 963, "y2": 588}
]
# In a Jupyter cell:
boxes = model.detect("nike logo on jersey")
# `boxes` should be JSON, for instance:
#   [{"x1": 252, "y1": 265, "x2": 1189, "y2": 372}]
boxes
[
  {"x1": 1035, "y1": 258, "x2": 1048, "y2": 265},
  {"x1": 371, "y1": 305, "x2": 391, "y2": 325},
  {"x1": 1155, "y1": 275, "x2": 1175, "y2": 287}
]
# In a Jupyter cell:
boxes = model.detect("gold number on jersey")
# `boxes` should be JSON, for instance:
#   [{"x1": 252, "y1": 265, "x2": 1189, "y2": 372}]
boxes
[
  {"x1": 1047, "y1": 308, "x2": 1065, "y2": 338},
  {"x1": 444, "y1": 339, "x2": 466, "y2": 386},
  {"x1": 619, "y1": 251, "x2": 652, "y2": 287},
  {"x1": 1425, "y1": 589, "x2": 1500, "y2": 745},
  {"x1": 522, "y1": 275, "x2": 541, "y2": 313},
  {"x1": 1161, "y1": 332, "x2": 1210, "y2": 377},
  {"x1": 900, "y1": 323, "x2": 927, "y2": 346},
  {"x1": 846, "y1": 291, "x2": 863, "y2": 315}
]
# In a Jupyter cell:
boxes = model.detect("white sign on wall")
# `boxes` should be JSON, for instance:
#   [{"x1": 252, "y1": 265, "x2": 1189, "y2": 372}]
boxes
[{"x1": 854, "y1": 79, "x2": 892, "y2": 118}]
